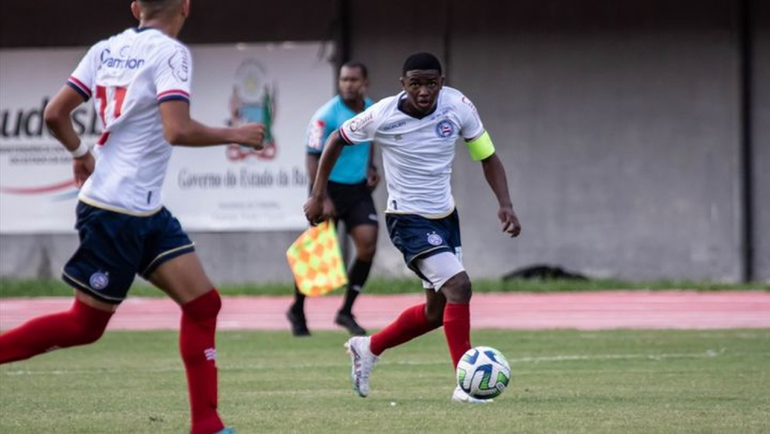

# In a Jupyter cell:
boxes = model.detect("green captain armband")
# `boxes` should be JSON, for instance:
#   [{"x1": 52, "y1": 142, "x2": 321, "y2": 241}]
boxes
[{"x1": 466, "y1": 131, "x2": 495, "y2": 161}]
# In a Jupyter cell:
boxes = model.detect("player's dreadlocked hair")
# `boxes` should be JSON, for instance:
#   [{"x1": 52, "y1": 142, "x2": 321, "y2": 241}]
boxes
[
  {"x1": 402, "y1": 52, "x2": 442, "y2": 76},
  {"x1": 137, "y1": 0, "x2": 184, "y2": 18}
]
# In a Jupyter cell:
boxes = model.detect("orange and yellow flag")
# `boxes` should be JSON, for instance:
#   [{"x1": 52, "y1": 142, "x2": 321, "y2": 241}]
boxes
[{"x1": 286, "y1": 220, "x2": 348, "y2": 297}]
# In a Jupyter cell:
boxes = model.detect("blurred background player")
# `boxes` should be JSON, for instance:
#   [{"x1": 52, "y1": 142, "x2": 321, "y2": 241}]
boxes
[
  {"x1": 0, "y1": 1, "x2": 264, "y2": 433},
  {"x1": 304, "y1": 52, "x2": 521, "y2": 402},
  {"x1": 286, "y1": 61, "x2": 380, "y2": 337}
]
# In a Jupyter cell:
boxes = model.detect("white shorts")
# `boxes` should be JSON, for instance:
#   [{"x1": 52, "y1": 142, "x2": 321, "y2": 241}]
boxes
[{"x1": 416, "y1": 251, "x2": 465, "y2": 291}]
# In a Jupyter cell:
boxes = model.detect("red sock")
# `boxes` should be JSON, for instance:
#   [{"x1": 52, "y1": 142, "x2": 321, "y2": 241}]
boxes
[
  {"x1": 444, "y1": 303, "x2": 471, "y2": 368},
  {"x1": 181, "y1": 289, "x2": 225, "y2": 434},
  {"x1": 370, "y1": 304, "x2": 438, "y2": 356},
  {"x1": 0, "y1": 298, "x2": 112, "y2": 364}
]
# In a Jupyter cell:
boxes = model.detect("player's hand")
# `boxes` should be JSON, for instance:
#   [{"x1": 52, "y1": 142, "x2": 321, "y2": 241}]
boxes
[
  {"x1": 366, "y1": 167, "x2": 380, "y2": 191},
  {"x1": 303, "y1": 195, "x2": 326, "y2": 226},
  {"x1": 72, "y1": 152, "x2": 95, "y2": 188},
  {"x1": 499, "y1": 205, "x2": 521, "y2": 238},
  {"x1": 237, "y1": 124, "x2": 265, "y2": 150}
]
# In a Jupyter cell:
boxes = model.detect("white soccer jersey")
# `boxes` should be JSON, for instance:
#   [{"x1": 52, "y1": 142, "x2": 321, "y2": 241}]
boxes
[
  {"x1": 67, "y1": 27, "x2": 192, "y2": 215},
  {"x1": 340, "y1": 86, "x2": 485, "y2": 217}
]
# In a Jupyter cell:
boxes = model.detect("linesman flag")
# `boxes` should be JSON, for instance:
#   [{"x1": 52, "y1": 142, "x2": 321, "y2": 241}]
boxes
[{"x1": 286, "y1": 220, "x2": 348, "y2": 297}]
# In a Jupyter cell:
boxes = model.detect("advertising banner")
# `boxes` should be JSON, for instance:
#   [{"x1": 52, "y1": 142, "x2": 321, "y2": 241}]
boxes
[{"x1": 0, "y1": 42, "x2": 333, "y2": 233}]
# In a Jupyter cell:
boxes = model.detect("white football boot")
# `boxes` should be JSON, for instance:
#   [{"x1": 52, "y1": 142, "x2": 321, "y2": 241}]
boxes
[
  {"x1": 344, "y1": 336, "x2": 378, "y2": 397},
  {"x1": 451, "y1": 386, "x2": 494, "y2": 404}
]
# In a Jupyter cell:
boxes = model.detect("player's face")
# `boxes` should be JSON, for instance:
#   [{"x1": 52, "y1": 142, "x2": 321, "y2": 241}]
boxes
[
  {"x1": 338, "y1": 66, "x2": 367, "y2": 103},
  {"x1": 401, "y1": 70, "x2": 443, "y2": 115}
]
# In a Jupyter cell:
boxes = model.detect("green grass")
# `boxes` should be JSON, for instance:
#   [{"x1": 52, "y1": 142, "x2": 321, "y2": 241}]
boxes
[
  {"x1": 1, "y1": 329, "x2": 769, "y2": 433},
  {"x1": 1, "y1": 277, "x2": 767, "y2": 298}
]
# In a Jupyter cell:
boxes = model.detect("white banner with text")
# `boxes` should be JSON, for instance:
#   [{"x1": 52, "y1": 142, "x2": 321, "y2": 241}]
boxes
[{"x1": 0, "y1": 42, "x2": 333, "y2": 233}]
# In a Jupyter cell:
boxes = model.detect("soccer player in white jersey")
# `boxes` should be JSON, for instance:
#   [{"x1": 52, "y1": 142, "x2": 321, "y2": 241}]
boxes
[
  {"x1": 304, "y1": 52, "x2": 522, "y2": 403},
  {"x1": 0, "y1": 1, "x2": 262, "y2": 433}
]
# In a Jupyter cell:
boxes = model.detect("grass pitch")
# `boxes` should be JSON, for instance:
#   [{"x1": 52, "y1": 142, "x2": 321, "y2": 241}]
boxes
[{"x1": 1, "y1": 329, "x2": 768, "y2": 433}]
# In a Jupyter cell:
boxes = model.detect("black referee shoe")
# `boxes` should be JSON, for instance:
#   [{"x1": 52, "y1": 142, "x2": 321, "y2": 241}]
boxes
[
  {"x1": 286, "y1": 309, "x2": 310, "y2": 337},
  {"x1": 335, "y1": 311, "x2": 367, "y2": 336}
]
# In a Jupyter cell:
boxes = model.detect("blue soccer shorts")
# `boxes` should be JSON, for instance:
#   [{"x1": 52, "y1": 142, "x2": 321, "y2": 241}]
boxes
[
  {"x1": 62, "y1": 201, "x2": 195, "y2": 304},
  {"x1": 386, "y1": 209, "x2": 464, "y2": 287}
]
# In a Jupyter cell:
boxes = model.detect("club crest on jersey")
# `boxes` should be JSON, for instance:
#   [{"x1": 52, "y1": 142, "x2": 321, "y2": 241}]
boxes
[
  {"x1": 427, "y1": 231, "x2": 443, "y2": 246},
  {"x1": 435, "y1": 119, "x2": 456, "y2": 138},
  {"x1": 89, "y1": 271, "x2": 110, "y2": 291}
]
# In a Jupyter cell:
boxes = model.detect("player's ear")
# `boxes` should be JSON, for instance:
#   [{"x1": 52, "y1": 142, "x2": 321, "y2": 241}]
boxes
[
  {"x1": 399, "y1": 77, "x2": 405, "y2": 89},
  {"x1": 130, "y1": 1, "x2": 141, "y2": 21},
  {"x1": 182, "y1": 0, "x2": 191, "y2": 18}
]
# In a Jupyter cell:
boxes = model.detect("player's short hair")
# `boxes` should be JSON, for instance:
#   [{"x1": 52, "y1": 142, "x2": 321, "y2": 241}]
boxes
[
  {"x1": 341, "y1": 61, "x2": 368, "y2": 79},
  {"x1": 402, "y1": 52, "x2": 442, "y2": 76},
  {"x1": 138, "y1": 0, "x2": 183, "y2": 18}
]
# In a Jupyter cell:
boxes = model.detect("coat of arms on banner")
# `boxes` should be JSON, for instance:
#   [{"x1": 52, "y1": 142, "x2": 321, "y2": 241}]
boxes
[{"x1": 227, "y1": 59, "x2": 277, "y2": 161}]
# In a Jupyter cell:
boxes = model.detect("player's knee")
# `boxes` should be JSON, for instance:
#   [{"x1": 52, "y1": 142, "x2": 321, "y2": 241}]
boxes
[
  {"x1": 354, "y1": 234, "x2": 377, "y2": 261},
  {"x1": 182, "y1": 289, "x2": 222, "y2": 322},
  {"x1": 424, "y1": 304, "x2": 445, "y2": 327},
  {"x1": 442, "y1": 273, "x2": 472, "y2": 304},
  {"x1": 69, "y1": 301, "x2": 112, "y2": 346},
  {"x1": 76, "y1": 323, "x2": 107, "y2": 345},
  {"x1": 357, "y1": 243, "x2": 377, "y2": 262}
]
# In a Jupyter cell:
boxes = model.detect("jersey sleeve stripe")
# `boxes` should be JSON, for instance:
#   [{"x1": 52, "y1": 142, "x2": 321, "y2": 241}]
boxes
[
  {"x1": 339, "y1": 127, "x2": 354, "y2": 144},
  {"x1": 157, "y1": 89, "x2": 190, "y2": 99},
  {"x1": 157, "y1": 94, "x2": 191, "y2": 104},
  {"x1": 67, "y1": 77, "x2": 91, "y2": 100}
]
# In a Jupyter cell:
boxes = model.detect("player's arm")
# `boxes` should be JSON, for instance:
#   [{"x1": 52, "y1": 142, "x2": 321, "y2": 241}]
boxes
[
  {"x1": 480, "y1": 152, "x2": 521, "y2": 237},
  {"x1": 366, "y1": 142, "x2": 380, "y2": 190},
  {"x1": 159, "y1": 100, "x2": 264, "y2": 148},
  {"x1": 459, "y1": 92, "x2": 521, "y2": 237},
  {"x1": 466, "y1": 130, "x2": 522, "y2": 237},
  {"x1": 303, "y1": 130, "x2": 346, "y2": 224},
  {"x1": 306, "y1": 151, "x2": 337, "y2": 217},
  {"x1": 44, "y1": 85, "x2": 88, "y2": 154},
  {"x1": 305, "y1": 152, "x2": 320, "y2": 192},
  {"x1": 44, "y1": 85, "x2": 95, "y2": 187}
]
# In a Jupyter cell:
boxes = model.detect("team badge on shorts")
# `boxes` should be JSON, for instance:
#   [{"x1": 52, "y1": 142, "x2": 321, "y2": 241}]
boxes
[
  {"x1": 427, "y1": 231, "x2": 443, "y2": 246},
  {"x1": 89, "y1": 271, "x2": 110, "y2": 291}
]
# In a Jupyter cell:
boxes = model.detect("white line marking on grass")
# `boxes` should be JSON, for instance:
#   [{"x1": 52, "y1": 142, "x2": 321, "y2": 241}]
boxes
[
  {"x1": 390, "y1": 349, "x2": 728, "y2": 366},
  {"x1": 1, "y1": 349, "x2": 732, "y2": 376},
  {"x1": 508, "y1": 349, "x2": 726, "y2": 364}
]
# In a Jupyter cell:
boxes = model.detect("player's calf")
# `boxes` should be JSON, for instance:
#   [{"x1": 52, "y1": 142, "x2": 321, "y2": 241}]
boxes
[{"x1": 180, "y1": 289, "x2": 226, "y2": 434}]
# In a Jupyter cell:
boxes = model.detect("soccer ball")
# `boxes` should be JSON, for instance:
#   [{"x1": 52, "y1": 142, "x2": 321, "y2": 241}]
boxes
[{"x1": 456, "y1": 346, "x2": 511, "y2": 399}]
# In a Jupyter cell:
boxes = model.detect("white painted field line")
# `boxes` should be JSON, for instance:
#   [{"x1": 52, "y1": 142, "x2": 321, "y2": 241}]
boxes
[{"x1": 3, "y1": 348, "x2": 743, "y2": 377}]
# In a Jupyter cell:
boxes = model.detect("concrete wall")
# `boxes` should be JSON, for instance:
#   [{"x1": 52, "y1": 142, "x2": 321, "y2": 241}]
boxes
[
  {"x1": 754, "y1": 0, "x2": 770, "y2": 282},
  {"x1": 1, "y1": 0, "x2": 767, "y2": 283},
  {"x1": 350, "y1": 0, "x2": 746, "y2": 281},
  {"x1": 0, "y1": 0, "x2": 337, "y2": 47}
]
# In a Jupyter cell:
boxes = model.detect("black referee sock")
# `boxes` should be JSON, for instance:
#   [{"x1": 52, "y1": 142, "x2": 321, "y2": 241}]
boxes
[
  {"x1": 291, "y1": 285, "x2": 306, "y2": 314},
  {"x1": 340, "y1": 259, "x2": 373, "y2": 315}
]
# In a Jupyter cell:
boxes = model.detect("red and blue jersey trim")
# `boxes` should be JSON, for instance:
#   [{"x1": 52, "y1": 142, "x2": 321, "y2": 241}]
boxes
[
  {"x1": 339, "y1": 127, "x2": 354, "y2": 145},
  {"x1": 67, "y1": 76, "x2": 92, "y2": 101},
  {"x1": 157, "y1": 89, "x2": 190, "y2": 103}
]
